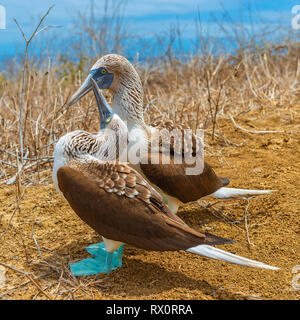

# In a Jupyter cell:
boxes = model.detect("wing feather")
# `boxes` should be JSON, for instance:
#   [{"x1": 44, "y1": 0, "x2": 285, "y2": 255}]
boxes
[
  {"x1": 57, "y1": 160, "x2": 233, "y2": 251},
  {"x1": 139, "y1": 119, "x2": 228, "y2": 203}
]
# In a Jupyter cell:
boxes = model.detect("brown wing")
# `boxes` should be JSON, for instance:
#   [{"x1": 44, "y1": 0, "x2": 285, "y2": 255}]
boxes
[
  {"x1": 140, "y1": 153, "x2": 225, "y2": 203},
  {"x1": 57, "y1": 160, "x2": 233, "y2": 251},
  {"x1": 150, "y1": 118, "x2": 199, "y2": 156},
  {"x1": 139, "y1": 119, "x2": 229, "y2": 203}
]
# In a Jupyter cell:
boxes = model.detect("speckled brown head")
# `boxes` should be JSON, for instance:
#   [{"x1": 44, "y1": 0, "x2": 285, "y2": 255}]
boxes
[{"x1": 69, "y1": 54, "x2": 145, "y2": 125}]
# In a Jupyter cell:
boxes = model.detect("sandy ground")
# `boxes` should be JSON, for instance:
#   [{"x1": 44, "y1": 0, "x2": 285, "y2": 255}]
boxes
[{"x1": 0, "y1": 107, "x2": 299, "y2": 300}]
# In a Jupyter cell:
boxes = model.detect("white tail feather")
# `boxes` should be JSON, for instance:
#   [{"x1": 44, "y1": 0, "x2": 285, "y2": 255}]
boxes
[
  {"x1": 186, "y1": 245, "x2": 279, "y2": 270},
  {"x1": 212, "y1": 187, "x2": 277, "y2": 199}
]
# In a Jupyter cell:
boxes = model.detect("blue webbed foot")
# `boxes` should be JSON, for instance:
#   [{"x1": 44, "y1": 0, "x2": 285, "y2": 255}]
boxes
[{"x1": 70, "y1": 242, "x2": 124, "y2": 276}]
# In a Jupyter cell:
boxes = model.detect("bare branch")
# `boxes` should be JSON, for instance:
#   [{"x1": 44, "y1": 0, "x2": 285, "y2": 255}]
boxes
[
  {"x1": 13, "y1": 4, "x2": 55, "y2": 179},
  {"x1": 13, "y1": 18, "x2": 28, "y2": 42}
]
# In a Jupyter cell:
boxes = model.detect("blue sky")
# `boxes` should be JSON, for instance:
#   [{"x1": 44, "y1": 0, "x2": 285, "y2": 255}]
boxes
[{"x1": 0, "y1": 0, "x2": 299, "y2": 60}]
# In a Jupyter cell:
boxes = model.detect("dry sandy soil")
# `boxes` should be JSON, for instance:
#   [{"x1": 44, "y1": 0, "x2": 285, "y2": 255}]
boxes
[{"x1": 0, "y1": 107, "x2": 299, "y2": 300}]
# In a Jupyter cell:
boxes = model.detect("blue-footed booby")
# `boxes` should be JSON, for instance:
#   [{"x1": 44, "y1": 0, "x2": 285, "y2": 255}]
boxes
[
  {"x1": 69, "y1": 54, "x2": 275, "y2": 215},
  {"x1": 53, "y1": 79, "x2": 128, "y2": 275},
  {"x1": 53, "y1": 78, "x2": 278, "y2": 274}
]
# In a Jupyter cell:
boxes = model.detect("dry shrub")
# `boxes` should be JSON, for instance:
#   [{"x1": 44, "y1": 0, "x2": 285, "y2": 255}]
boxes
[{"x1": 0, "y1": 40, "x2": 299, "y2": 185}]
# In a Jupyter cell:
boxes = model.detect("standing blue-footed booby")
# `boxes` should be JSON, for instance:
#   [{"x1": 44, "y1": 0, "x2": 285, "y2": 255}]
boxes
[
  {"x1": 54, "y1": 78, "x2": 279, "y2": 273},
  {"x1": 69, "y1": 54, "x2": 275, "y2": 215},
  {"x1": 53, "y1": 79, "x2": 128, "y2": 275}
]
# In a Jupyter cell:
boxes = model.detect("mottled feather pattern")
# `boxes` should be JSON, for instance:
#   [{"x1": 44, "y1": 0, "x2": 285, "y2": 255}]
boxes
[
  {"x1": 139, "y1": 119, "x2": 225, "y2": 203},
  {"x1": 63, "y1": 131, "x2": 102, "y2": 160},
  {"x1": 68, "y1": 159, "x2": 177, "y2": 221},
  {"x1": 68, "y1": 160, "x2": 158, "y2": 210},
  {"x1": 61, "y1": 117, "x2": 128, "y2": 163},
  {"x1": 150, "y1": 118, "x2": 203, "y2": 157}
]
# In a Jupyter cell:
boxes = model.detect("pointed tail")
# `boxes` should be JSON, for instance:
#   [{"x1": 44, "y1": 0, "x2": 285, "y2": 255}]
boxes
[
  {"x1": 186, "y1": 244, "x2": 279, "y2": 270},
  {"x1": 212, "y1": 187, "x2": 277, "y2": 199}
]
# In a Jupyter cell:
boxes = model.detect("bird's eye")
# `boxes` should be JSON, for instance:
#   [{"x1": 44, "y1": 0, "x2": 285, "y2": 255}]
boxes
[
  {"x1": 101, "y1": 68, "x2": 107, "y2": 74},
  {"x1": 106, "y1": 117, "x2": 111, "y2": 122}
]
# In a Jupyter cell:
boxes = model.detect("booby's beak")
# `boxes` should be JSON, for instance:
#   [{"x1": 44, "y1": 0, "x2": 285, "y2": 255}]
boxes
[
  {"x1": 69, "y1": 68, "x2": 114, "y2": 107},
  {"x1": 68, "y1": 73, "x2": 93, "y2": 106},
  {"x1": 90, "y1": 77, "x2": 114, "y2": 130}
]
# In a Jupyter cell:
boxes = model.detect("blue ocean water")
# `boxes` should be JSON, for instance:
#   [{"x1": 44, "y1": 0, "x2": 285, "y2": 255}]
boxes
[{"x1": 0, "y1": 0, "x2": 298, "y2": 62}]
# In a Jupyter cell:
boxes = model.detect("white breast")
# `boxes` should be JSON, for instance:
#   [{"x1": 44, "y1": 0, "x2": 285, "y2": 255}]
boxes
[
  {"x1": 52, "y1": 134, "x2": 69, "y2": 192},
  {"x1": 52, "y1": 130, "x2": 93, "y2": 192}
]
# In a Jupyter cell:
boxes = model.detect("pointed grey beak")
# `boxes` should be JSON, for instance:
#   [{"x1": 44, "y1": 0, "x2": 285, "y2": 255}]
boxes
[
  {"x1": 68, "y1": 74, "x2": 92, "y2": 106},
  {"x1": 69, "y1": 69, "x2": 114, "y2": 107}
]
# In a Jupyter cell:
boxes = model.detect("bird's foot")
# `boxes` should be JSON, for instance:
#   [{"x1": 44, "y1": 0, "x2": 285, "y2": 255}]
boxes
[{"x1": 70, "y1": 242, "x2": 124, "y2": 276}]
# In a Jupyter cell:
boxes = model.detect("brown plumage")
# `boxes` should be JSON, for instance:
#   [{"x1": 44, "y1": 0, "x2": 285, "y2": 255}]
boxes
[
  {"x1": 142, "y1": 118, "x2": 229, "y2": 203},
  {"x1": 140, "y1": 154, "x2": 225, "y2": 203},
  {"x1": 57, "y1": 160, "x2": 233, "y2": 251}
]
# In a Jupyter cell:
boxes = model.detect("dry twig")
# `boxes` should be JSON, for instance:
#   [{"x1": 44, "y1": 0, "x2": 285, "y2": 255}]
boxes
[{"x1": 229, "y1": 114, "x2": 284, "y2": 134}]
